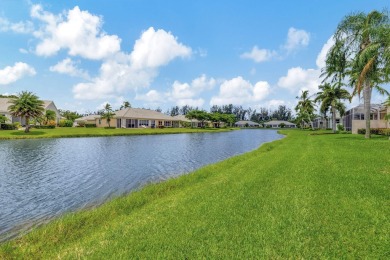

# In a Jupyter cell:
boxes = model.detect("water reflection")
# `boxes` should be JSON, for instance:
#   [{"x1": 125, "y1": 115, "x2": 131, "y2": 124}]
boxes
[{"x1": 0, "y1": 129, "x2": 282, "y2": 240}]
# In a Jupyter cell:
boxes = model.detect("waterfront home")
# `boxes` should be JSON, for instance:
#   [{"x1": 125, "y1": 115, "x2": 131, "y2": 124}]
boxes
[
  {"x1": 264, "y1": 120, "x2": 296, "y2": 128},
  {"x1": 313, "y1": 112, "x2": 342, "y2": 130},
  {"x1": 173, "y1": 115, "x2": 218, "y2": 128},
  {"x1": 234, "y1": 120, "x2": 260, "y2": 128},
  {"x1": 342, "y1": 104, "x2": 389, "y2": 134},
  {"x1": 0, "y1": 98, "x2": 61, "y2": 125},
  {"x1": 77, "y1": 108, "x2": 179, "y2": 128}
]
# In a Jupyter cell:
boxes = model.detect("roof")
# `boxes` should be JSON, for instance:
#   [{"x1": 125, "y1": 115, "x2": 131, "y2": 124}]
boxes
[
  {"x1": 347, "y1": 103, "x2": 387, "y2": 113},
  {"x1": 264, "y1": 120, "x2": 296, "y2": 126},
  {"x1": 234, "y1": 120, "x2": 260, "y2": 125},
  {"x1": 173, "y1": 115, "x2": 199, "y2": 122},
  {"x1": 0, "y1": 98, "x2": 55, "y2": 112},
  {"x1": 75, "y1": 114, "x2": 101, "y2": 121},
  {"x1": 114, "y1": 108, "x2": 175, "y2": 120}
]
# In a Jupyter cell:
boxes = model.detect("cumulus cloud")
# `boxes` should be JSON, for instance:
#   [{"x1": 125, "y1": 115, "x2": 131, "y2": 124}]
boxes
[
  {"x1": 240, "y1": 46, "x2": 276, "y2": 63},
  {"x1": 316, "y1": 36, "x2": 334, "y2": 68},
  {"x1": 31, "y1": 5, "x2": 121, "y2": 59},
  {"x1": 73, "y1": 27, "x2": 192, "y2": 100},
  {"x1": 0, "y1": 62, "x2": 36, "y2": 85},
  {"x1": 130, "y1": 27, "x2": 191, "y2": 70},
  {"x1": 0, "y1": 17, "x2": 34, "y2": 33},
  {"x1": 210, "y1": 77, "x2": 271, "y2": 106},
  {"x1": 277, "y1": 67, "x2": 321, "y2": 94},
  {"x1": 135, "y1": 75, "x2": 215, "y2": 107},
  {"x1": 50, "y1": 58, "x2": 90, "y2": 79},
  {"x1": 283, "y1": 27, "x2": 310, "y2": 52}
]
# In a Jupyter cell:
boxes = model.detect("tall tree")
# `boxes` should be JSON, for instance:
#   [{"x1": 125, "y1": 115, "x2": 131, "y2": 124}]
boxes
[
  {"x1": 334, "y1": 10, "x2": 390, "y2": 138},
  {"x1": 101, "y1": 103, "x2": 115, "y2": 128},
  {"x1": 120, "y1": 101, "x2": 131, "y2": 110},
  {"x1": 315, "y1": 83, "x2": 351, "y2": 133},
  {"x1": 7, "y1": 91, "x2": 45, "y2": 133},
  {"x1": 295, "y1": 90, "x2": 316, "y2": 129}
]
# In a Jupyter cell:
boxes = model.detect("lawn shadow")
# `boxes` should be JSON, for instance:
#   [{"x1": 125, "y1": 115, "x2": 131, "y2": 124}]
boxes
[{"x1": 10, "y1": 131, "x2": 46, "y2": 136}]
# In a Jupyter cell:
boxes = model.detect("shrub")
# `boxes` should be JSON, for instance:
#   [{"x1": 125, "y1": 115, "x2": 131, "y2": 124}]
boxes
[
  {"x1": 279, "y1": 123, "x2": 286, "y2": 128},
  {"x1": 337, "y1": 124, "x2": 344, "y2": 131},
  {"x1": 357, "y1": 128, "x2": 389, "y2": 136},
  {"x1": 59, "y1": 119, "x2": 73, "y2": 127},
  {"x1": 47, "y1": 120, "x2": 57, "y2": 127},
  {"x1": 0, "y1": 123, "x2": 18, "y2": 130},
  {"x1": 85, "y1": 124, "x2": 97, "y2": 128},
  {"x1": 104, "y1": 127, "x2": 116, "y2": 129},
  {"x1": 13, "y1": 122, "x2": 21, "y2": 129}
]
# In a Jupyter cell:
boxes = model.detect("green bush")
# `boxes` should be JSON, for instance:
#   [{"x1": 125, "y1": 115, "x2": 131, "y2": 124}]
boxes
[
  {"x1": 104, "y1": 127, "x2": 116, "y2": 129},
  {"x1": 358, "y1": 128, "x2": 389, "y2": 136},
  {"x1": 33, "y1": 125, "x2": 55, "y2": 129},
  {"x1": 85, "y1": 124, "x2": 97, "y2": 128},
  {"x1": 59, "y1": 119, "x2": 73, "y2": 127},
  {"x1": 0, "y1": 123, "x2": 18, "y2": 130},
  {"x1": 337, "y1": 124, "x2": 344, "y2": 131}
]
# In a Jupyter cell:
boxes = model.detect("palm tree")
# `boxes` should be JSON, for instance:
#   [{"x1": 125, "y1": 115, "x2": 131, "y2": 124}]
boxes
[
  {"x1": 101, "y1": 103, "x2": 115, "y2": 127},
  {"x1": 315, "y1": 83, "x2": 351, "y2": 133},
  {"x1": 334, "y1": 10, "x2": 390, "y2": 138},
  {"x1": 8, "y1": 91, "x2": 45, "y2": 133},
  {"x1": 295, "y1": 90, "x2": 316, "y2": 129},
  {"x1": 120, "y1": 101, "x2": 131, "y2": 110}
]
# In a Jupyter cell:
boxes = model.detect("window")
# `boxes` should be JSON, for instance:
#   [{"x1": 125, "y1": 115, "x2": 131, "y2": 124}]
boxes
[
  {"x1": 164, "y1": 121, "x2": 171, "y2": 127},
  {"x1": 139, "y1": 120, "x2": 149, "y2": 126},
  {"x1": 98, "y1": 119, "x2": 101, "y2": 124},
  {"x1": 158, "y1": 121, "x2": 163, "y2": 126}
]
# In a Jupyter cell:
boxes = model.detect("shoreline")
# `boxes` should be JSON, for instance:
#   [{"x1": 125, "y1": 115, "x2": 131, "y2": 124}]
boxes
[
  {"x1": 0, "y1": 127, "x2": 239, "y2": 140},
  {"x1": 1, "y1": 130, "x2": 388, "y2": 258}
]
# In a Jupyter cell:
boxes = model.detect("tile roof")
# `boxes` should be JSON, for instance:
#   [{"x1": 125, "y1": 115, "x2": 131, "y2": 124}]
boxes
[{"x1": 114, "y1": 108, "x2": 175, "y2": 120}]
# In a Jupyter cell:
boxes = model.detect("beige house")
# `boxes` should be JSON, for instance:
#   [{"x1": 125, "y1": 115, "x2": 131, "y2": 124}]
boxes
[
  {"x1": 342, "y1": 104, "x2": 389, "y2": 134},
  {"x1": 264, "y1": 120, "x2": 296, "y2": 128},
  {"x1": 76, "y1": 108, "x2": 179, "y2": 128},
  {"x1": 234, "y1": 120, "x2": 260, "y2": 128},
  {"x1": 0, "y1": 98, "x2": 61, "y2": 125}
]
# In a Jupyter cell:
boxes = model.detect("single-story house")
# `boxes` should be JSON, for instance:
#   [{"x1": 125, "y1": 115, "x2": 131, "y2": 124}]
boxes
[
  {"x1": 173, "y1": 115, "x2": 219, "y2": 128},
  {"x1": 342, "y1": 104, "x2": 389, "y2": 134},
  {"x1": 77, "y1": 108, "x2": 179, "y2": 128},
  {"x1": 234, "y1": 120, "x2": 260, "y2": 128},
  {"x1": 313, "y1": 111, "x2": 342, "y2": 129},
  {"x1": 264, "y1": 120, "x2": 296, "y2": 128},
  {"x1": 0, "y1": 98, "x2": 61, "y2": 125}
]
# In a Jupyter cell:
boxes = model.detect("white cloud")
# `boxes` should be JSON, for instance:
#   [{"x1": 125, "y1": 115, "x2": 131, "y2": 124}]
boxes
[
  {"x1": 135, "y1": 90, "x2": 164, "y2": 103},
  {"x1": 130, "y1": 27, "x2": 191, "y2": 70},
  {"x1": 240, "y1": 46, "x2": 276, "y2": 63},
  {"x1": 19, "y1": 48, "x2": 29, "y2": 54},
  {"x1": 50, "y1": 58, "x2": 90, "y2": 79},
  {"x1": 277, "y1": 67, "x2": 321, "y2": 94},
  {"x1": 283, "y1": 27, "x2": 310, "y2": 52},
  {"x1": 316, "y1": 37, "x2": 334, "y2": 68},
  {"x1": 0, "y1": 62, "x2": 36, "y2": 85},
  {"x1": 31, "y1": 5, "x2": 121, "y2": 60},
  {"x1": 0, "y1": 17, "x2": 34, "y2": 33},
  {"x1": 210, "y1": 76, "x2": 271, "y2": 106},
  {"x1": 73, "y1": 27, "x2": 192, "y2": 100}
]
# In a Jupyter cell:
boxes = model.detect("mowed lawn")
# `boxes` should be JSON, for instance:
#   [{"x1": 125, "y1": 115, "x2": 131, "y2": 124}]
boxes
[
  {"x1": 0, "y1": 130, "x2": 389, "y2": 258},
  {"x1": 0, "y1": 127, "x2": 233, "y2": 139}
]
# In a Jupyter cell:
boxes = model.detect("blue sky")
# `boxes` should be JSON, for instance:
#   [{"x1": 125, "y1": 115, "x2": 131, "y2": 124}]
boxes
[{"x1": 0, "y1": 0, "x2": 389, "y2": 113}]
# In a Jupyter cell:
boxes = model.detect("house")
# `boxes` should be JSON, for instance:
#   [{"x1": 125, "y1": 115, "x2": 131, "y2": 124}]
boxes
[
  {"x1": 78, "y1": 108, "x2": 179, "y2": 128},
  {"x1": 313, "y1": 112, "x2": 342, "y2": 129},
  {"x1": 173, "y1": 115, "x2": 218, "y2": 128},
  {"x1": 234, "y1": 120, "x2": 260, "y2": 128},
  {"x1": 264, "y1": 120, "x2": 296, "y2": 128},
  {"x1": 0, "y1": 98, "x2": 61, "y2": 125},
  {"x1": 342, "y1": 104, "x2": 389, "y2": 134}
]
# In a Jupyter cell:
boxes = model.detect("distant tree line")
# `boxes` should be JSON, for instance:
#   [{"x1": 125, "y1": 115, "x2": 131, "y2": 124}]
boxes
[{"x1": 165, "y1": 104, "x2": 294, "y2": 123}]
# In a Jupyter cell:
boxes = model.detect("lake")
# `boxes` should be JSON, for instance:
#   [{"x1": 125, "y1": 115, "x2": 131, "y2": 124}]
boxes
[{"x1": 0, "y1": 129, "x2": 283, "y2": 240}]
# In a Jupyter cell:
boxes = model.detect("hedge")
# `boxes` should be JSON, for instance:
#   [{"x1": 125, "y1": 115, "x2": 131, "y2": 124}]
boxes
[{"x1": 357, "y1": 128, "x2": 390, "y2": 136}]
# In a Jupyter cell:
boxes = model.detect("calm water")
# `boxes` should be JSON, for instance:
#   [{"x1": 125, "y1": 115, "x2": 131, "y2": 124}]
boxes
[{"x1": 0, "y1": 129, "x2": 282, "y2": 240}]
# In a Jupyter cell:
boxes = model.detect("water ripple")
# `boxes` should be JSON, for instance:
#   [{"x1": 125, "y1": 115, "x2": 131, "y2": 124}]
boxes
[{"x1": 0, "y1": 129, "x2": 282, "y2": 240}]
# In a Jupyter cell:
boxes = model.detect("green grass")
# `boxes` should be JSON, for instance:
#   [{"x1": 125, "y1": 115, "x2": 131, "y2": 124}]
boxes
[
  {"x1": 0, "y1": 127, "x2": 234, "y2": 139},
  {"x1": 0, "y1": 130, "x2": 389, "y2": 258}
]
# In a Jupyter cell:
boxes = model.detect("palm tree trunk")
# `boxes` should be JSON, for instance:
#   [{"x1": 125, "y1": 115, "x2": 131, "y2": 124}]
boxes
[
  {"x1": 363, "y1": 80, "x2": 372, "y2": 139},
  {"x1": 331, "y1": 106, "x2": 337, "y2": 133},
  {"x1": 25, "y1": 116, "x2": 30, "y2": 133}
]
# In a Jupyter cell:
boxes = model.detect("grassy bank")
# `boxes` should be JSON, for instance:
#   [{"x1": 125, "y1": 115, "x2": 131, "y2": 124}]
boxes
[
  {"x1": 0, "y1": 131, "x2": 389, "y2": 258},
  {"x1": 0, "y1": 127, "x2": 235, "y2": 140}
]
